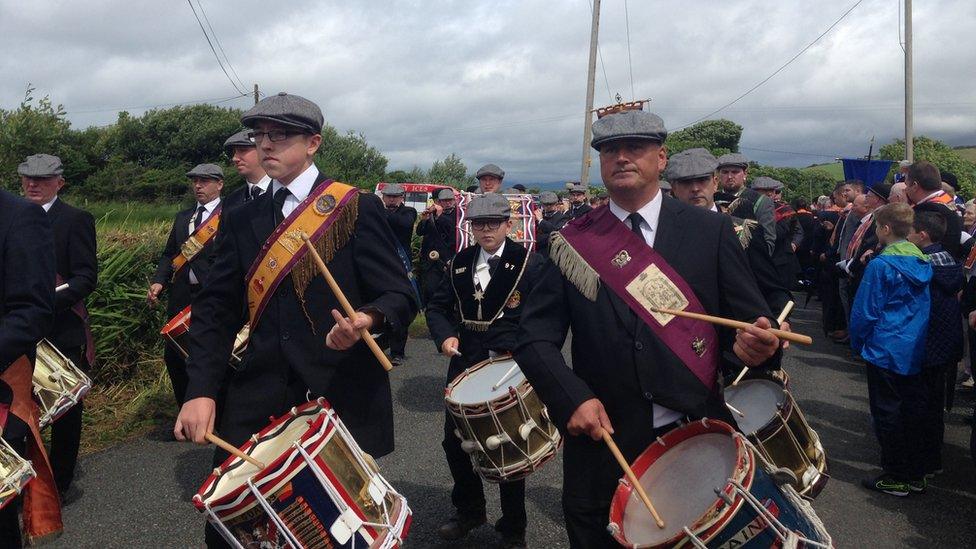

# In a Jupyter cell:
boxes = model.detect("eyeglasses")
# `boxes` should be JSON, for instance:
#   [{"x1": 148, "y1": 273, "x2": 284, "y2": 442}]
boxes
[
  {"x1": 471, "y1": 220, "x2": 504, "y2": 231},
  {"x1": 248, "y1": 130, "x2": 303, "y2": 143}
]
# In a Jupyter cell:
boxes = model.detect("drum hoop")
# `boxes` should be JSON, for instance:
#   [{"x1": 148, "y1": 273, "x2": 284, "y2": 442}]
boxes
[
  {"x1": 159, "y1": 305, "x2": 193, "y2": 337},
  {"x1": 444, "y1": 355, "x2": 527, "y2": 409}
]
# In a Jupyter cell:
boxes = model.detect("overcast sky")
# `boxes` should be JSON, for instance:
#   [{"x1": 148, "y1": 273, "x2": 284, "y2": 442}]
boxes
[{"x1": 2, "y1": 0, "x2": 973, "y2": 183}]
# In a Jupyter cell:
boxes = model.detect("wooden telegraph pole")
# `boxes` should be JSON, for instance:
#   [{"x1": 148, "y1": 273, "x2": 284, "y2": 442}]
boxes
[
  {"x1": 904, "y1": 0, "x2": 913, "y2": 162},
  {"x1": 254, "y1": 84, "x2": 260, "y2": 106},
  {"x1": 580, "y1": 0, "x2": 601, "y2": 187}
]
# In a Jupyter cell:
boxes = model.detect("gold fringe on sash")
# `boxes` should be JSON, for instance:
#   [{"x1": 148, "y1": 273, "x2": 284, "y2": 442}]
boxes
[
  {"x1": 735, "y1": 219, "x2": 757, "y2": 249},
  {"x1": 548, "y1": 232, "x2": 601, "y2": 301}
]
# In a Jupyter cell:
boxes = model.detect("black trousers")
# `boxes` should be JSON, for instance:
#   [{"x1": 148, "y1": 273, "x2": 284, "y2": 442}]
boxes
[
  {"x1": 0, "y1": 416, "x2": 29, "y2": 548},
  {"x1": 164, "y1": 285, "x2": 199, "y2": 406},
  {"x1": 865, "y1": 362, "x2": 925, "y2": 481},
  {"x1": 920, "y1": 363, "x2": 951, "y2": 473},
  {"x1": 48, "y1": 346, "x2": 87, "y2": 494},
  {"x1": 442, "y1": 411, "x2": 526, "y2": 536},
  {"x1": 388, "y1": 322, "x2": 407, "y2": 357}
]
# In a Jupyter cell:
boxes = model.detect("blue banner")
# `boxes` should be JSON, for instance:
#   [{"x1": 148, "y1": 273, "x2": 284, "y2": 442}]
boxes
[{"x1": 841, "y1": 158, "x2": 894, "y2": 186}]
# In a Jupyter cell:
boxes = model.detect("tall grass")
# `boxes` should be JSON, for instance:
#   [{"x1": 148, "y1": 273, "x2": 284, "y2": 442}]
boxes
[{"x1": 79, "y1": 200, "x2": 183, "y2": 230}]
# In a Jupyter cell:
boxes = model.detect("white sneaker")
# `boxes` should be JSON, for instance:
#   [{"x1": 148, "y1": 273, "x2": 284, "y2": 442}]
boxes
[{"x1": 961, "y1": 376, "x2": 975, "y2": 388}]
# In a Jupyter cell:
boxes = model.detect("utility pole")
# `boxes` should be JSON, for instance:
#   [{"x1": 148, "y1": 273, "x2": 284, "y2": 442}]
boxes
[
  {"x1": 254, "y1": 83, "x2": 260, "y2": 105},
  {"x1": 904, "y1": 0, "x2": 913, "y2": 161},
  {"x1": 580, "y1": 0, "x2": 601, "y2": 187}
]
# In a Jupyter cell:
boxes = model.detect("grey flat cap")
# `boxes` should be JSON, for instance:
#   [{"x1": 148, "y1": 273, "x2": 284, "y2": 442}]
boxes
[
  {"x1": 568, "y1": 183, "x2": 588, "y2": 193},
  {"x1": 751, "y1": 176, "x2": 783, "y2": 191},
  {"x1": 660, "y1": 179, "x2": 672, "y2": 191},
  {"x1": 186, "y1": 163, "x2": 224, "y2": 180},
  {"x1": 224, "y1": 129, "x2": 254, "y2": 150},
  {"x1": 716, "y1": 153, "x2": 750, "y2": 169},
  {"x1": 665, "y1": 148, "x2": 719, "y2": 182},
  {"x1": 381, "y1": 183, "x2": 405, "y2": 196},
  {"x1": 241, "y1": 92, "x2": 323, "y2": 134},
  {"x1": 466, "y1": 193, "x2": 511, "y2": 220},
  {"x1": 476, "y1": 164, "x2": 505, "y2": 179},
  {"x1": 590, "y1": 110, "x2": 667, "y2": 151},
  {"x1": 539, "y1": 191, "x2": 559, "y2": 205},
  {"x1": 898, "y1": 160, "x2": 911, "y2": 168},
  {"x1": 18, "y1": 154, "x2": 63, "y2": 177},
  {"x1": 435, "y1": 188, "x2": 456, "y2": 200}
]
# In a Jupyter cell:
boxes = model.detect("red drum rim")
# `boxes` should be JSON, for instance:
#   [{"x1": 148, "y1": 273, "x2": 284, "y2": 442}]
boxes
[
  {"x1": 160, "y1": 305, "x2": 192, "y2": 337},
  {"x1": 608, "y1": 419, "x2": 755, "y2": 548}
]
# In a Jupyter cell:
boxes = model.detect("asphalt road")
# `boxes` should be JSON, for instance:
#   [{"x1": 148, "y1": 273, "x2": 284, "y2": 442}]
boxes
[{"x1": 51, "y1": 303, "x2": 976, "y2": 547}]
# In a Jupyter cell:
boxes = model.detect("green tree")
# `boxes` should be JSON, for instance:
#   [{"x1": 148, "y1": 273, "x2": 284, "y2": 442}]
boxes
[
  {"x1": 0, "y1": 86, "x2": 73, "y2": 190},
  {"x1": 427, "y1": 153, "x2": 472, "y2": 187},
  {"x1": 667, "y1": 119, "x2": 743, "y2": 156},
  {"x1": 880, "y1": 136, "x2": 976, "y2": 199},
  {"x1": 315, "y1": 125, "x2": 388, "y2": 188},
  {"x1": 748, "y1": 165, "x2": 836, "y2": 202}
]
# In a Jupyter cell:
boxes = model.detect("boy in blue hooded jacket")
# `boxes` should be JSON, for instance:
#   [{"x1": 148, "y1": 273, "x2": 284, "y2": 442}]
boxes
[{"x1": 850, "y1": 202, "x2": 932, "y2": 496}]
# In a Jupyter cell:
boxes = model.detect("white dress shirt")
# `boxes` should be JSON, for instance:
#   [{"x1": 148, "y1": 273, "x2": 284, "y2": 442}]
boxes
[
  {"x1": 247, "y1": 175, "x2": 272, "y2": 197},
  {"x1": 42, "y1": 196, "x2": 58, "y2": 212},
  {"x1": 607, "y1": 189, "x2": 683, "y2": 427},
  {"x1": 271, "y1": 164, "x2": 319, "y2": 218},
  {"x1": 188, "y1": 197, "x2": 221, "y2": 285},
  {"x1": 474, "y1": 240, "x2": 506, "y2": 291}
]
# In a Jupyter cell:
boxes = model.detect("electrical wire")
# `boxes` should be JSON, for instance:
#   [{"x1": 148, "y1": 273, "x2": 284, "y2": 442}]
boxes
[
  {"x1": 195, "y1": 0, "x2": 248, "y2": 92},
  {"x1": 675, "y1": 0, "x2": 866, "y2": 130},
  {"x1": 624, "y1": 0, "x2": 635, "y2": 100},
  {"x1": 588, "y1": 0, "x2": 614, "y2": 102},
  {"x1": 186, "y1": 0, "x2": 248, "y2": 95},
  {"x1": 739, "y1": 146, "x2": 840, "y2": 158}
]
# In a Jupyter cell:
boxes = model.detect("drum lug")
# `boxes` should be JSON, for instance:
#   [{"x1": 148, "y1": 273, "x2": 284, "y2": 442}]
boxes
[
  {"x1": 460, "y1": 440, "x2": 481, "y2": 454},
  {"x1": 519, "y1": 419, "x2": 537, "y2": 441},
  {"x1": 485, "y1": 433, "x2": 511, "y2": 451},
  {"x1": 329, "y1": 507, "x2": 364, "y2": 546}
]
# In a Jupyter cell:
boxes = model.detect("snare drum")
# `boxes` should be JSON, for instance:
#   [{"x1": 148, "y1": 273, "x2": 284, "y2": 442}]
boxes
[
  {"x1": 0, "y1": 436, "x2": 35, "y2": 510},
  {"x1": 608, "y1": 419, "x2": 832, "y2": 548},
  {"x1": 160, "y1": 306, "x2": 250, "y2": 368},
  {"x1": 34, "y1": 339, "x2": 92, "y2": 429},
  {"x1": 444, "y1": 355, "x2": 561, "y2": 483},
  {"x1": 724, "y1": 379, "x2": 828, "y2": 498},
  {"x1": 195, "y1": 399, "x2": 411, "y2": 548}
]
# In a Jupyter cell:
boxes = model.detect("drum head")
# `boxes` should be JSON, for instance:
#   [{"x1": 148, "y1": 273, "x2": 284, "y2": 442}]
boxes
[
  {"x1": 447, "y1": 358, "x2": 525, "y2": 405},
  {"x1": 623, "y1": 432, "x2": 738, "y2": 546},
  {"x1": 724, "y1": 379, "x2": 785, "y2": 435}
]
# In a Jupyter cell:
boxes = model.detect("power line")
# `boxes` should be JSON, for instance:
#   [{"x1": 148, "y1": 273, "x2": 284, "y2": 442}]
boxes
[
  {"x1": 739, "y1": 145, "x2": 840, "y2": 158},
  {"x1": 195, "y1": 0, "x2": 248, "y2": 92},
  {"x1": 675, "y1": 0, "x2": 866, "y2": 130},
  {"x1": 623, "y1": 0, "x2": 635, "y2": 100},
  {"x1": 588, "y1": 0, "x2": 613, "y2": 102},
  {"x1": 186, "y1": 0, "x2": 248, "y2": 95}
]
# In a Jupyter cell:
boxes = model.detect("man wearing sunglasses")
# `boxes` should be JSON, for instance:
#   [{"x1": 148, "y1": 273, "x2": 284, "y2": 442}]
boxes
[{"x1": 426, "y1": 193, "x2": 546, "y2": 548}]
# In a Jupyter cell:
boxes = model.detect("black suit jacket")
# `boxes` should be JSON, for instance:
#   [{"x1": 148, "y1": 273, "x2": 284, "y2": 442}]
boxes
[
  {"x1": 426, "y1": 239, "x2": 545, "y2": 379},
  {"x1": 385, "y1": 204, "x2": 417, "y2": 254},
  {"x1": 514, "y1": 196, "x2": 775, "y2": 502},
  {"x1": 153, "y1": 202, "x2": 220, "y2": 316},
  {"x1": 184, "y1": 172, "x2": 417, "y2": 457},
  {"x1": 46, "y1": 199, "x2": 97, "y2": 351},
  {"x1": 915, "y1": 201, "x2": 963, "y2": 260},
  {"x1": 417, "y1": 208, "x2": 457, "y2": 262},
  {"x1": 568, "y1": 203, "x2": 592, "y2": 219},
  {"x1": 222, "y1": 185, "x2": 248, "y2": 211},
  {"x1": 536, "y1": 211, "x2": 570, "y2": 256}
]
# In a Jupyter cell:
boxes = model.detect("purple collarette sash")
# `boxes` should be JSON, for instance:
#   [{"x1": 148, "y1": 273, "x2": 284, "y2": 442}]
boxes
[{"x1": 557, "y1": 207, "x2": 718, "y2": 389}]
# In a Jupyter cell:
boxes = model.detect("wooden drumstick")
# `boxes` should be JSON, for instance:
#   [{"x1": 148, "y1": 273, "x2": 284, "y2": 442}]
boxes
[
  {"x1": 726, "y1": 402, "x2": 746, "y2": 418},
  {"x1": 205, "y1": 432, "x2": 265, "y2": 469},
  {"x1": 301, "y1": 233, "x2": 394, "y2": 372},
  {"x1": 602, "y1": 430, "x2": 665, "y2": 529},
  {"x1": 649, "y1": 306, "x2": 811, "y2": 346},
  {"x1": 492, "y1": 363, "x2": 520, "y2": 391},
  {"x1": 731, "y1": 301, "x2": 796, "y2": 386}
]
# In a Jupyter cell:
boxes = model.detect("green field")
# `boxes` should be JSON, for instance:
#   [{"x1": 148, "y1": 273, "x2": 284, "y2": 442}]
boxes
[
  {"x1": 955, "y1": 146, "x2": 976, "y2": 163},
  {"x1": 802, "y1": 162, "x2": 845, "y2": 180}
]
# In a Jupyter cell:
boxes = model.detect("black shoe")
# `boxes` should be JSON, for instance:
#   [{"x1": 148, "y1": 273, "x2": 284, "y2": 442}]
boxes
[
  {"x1": 861, "y1": 474, "x2": 910, "y2": 497},
  {"x1": 60, "y1": 485, "x2": 84, "y2": 506},
  {"x1": 494, "y1": 518, "x2": 527, "y2": 548},
  {"x1": 437, "y1": 513, "x2": 487, "y2": 541},
  {"x1": 908, "y1": 478, "x2": 927, "y2": 493}
]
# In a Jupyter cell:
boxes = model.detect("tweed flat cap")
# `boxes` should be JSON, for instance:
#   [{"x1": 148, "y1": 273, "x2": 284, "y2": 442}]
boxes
[
  {"x1": 18, "y1": 154, "x2": 63, "y2": 177},
  {"x1": 716, "y1": 153, "x2": 750, "y2": 169},
  {"x1": 186, "y1": 163, "x2": 224, "y2": 180},
  {"x1": 567, "y1": 183, "x2": 588, "y2": 193},
  {"x1": 590, "y1": 110, "x2": 667, "y2": 151},
  {"x1": 381, "y1": 183, "x2": 405, "y2": 196},
  {"x1": 223, "y1": 129, "x2": 254, "y2": 150},
  {"x1": 435, "y1": 188, "x2": 456, "y2": 200},
  {"x1": 539, "y1": 191, "x2": 559, "y2": 205},
  {"x1": 466, "y1": 193, "x2": 511, "y2": 220},
  {"x1": 867, "y1": 182, "x2": 892, "y2": 201},
  {"x1": 241, "y1": 92, "x2": 324, "y2": 134},
  {"x1": 476, "y1": 164, "x2": 505, "y2": 179},
  {"x1": 751, "y1": 176, "x2": 783, "y2": 191},
  {"x1": 664, "y1": 148, "x2": 719, "y2": 182}
]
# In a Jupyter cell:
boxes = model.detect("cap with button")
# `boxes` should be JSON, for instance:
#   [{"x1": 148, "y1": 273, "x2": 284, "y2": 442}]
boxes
[
  {"x1": 18, "y1": 154, "x2": 64, "y2": 177},
  {"x1": 240, "y1": 92, "x2": 324, "y2": 134}
]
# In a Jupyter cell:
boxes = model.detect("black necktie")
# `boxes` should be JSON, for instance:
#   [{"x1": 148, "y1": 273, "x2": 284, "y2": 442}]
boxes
[
  {"x1": 627, "y1": 212, "x2": 645, "y2": 239},
  {"x1": 250, "y1": 185, "x2": 263, "y2": 202},
  {"x1": 273, "y1": 187, "x2": 291, "y2": 225},
  {"x1": 194, "y1": 205, "x2": 206, "y2": 230},
  {"x1": 487, "y1": 255, "x2": 500, "y2": 276}
]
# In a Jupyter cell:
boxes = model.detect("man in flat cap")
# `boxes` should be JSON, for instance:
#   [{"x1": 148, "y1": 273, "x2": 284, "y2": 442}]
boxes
[
  {"x1": 174, "y1": 93, "x2": 416, "y2": 546},
  {"x1": 0, "y1": 184, "x2": 60, "y2": 545},
  {"x1": 717, "y1": 153, "x2": 776, "y2": 254},
  {"x1": 566, "y1": 183, "x2": 592, "y2": 219},
  {"x1": 19, "y1": 153, "x2": 98, "y2": 498},
  {"x1": 380, "y1": 183, "x2": 418, "y2": 361},
  {"x1": 513, "y1": 110, "x2": 782, "y2": 547},
  {"x1": 221, "y1": 129, "x2": 271, "y2": 210},
  {"x1": 752, "y1": 176, "x2": 803, "y2": 290},
  {"x1": 417, "y1": 188, "x2": 459, "y2": 305},
  {"x1": 476, "y1": 164, "x2": 505, "y2": 194},
  {"x1": 149, "y1": 163, "x2": 225, "y2": 406},
  {"x1": 844, "y1": 182, "x2": 891, "y2": 294},
  {"x1": 666, "y1": 148, "x2": 792, "y2": 325},
  {"x1": 426, "y1": 193, "x2": 546, "y2": 549},
  {"x1": 533, "y1": 191, "x2": 570, "y2": 256}
]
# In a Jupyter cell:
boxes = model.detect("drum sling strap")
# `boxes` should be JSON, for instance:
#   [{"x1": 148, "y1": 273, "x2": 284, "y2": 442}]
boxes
[
  {"x1": 56, "y1": 273, "x2": 95, "y2": 366},
  {"x1": 549, "y1": 205, "x2": 719, "y2": 389},
  {"x1": 0, "y1": 356, "x2": 63, "y2": 542}
]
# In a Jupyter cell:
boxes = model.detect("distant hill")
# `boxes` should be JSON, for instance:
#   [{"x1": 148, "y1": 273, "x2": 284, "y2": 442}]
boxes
[
  {"x1": 802, "y1": 162, "x2": 844, "y2": 180},
  {"x1": 954, "y1": 146, "x2": 976, "y2": 163}
]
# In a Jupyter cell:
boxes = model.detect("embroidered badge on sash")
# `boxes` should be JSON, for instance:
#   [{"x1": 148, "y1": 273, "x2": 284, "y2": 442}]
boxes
[
  {"x1": 692, "y1": 337, "x2": 706, "y2": 357},
  {"x1": 612, "y1": 250, "x2": 631, "y2": 268},
  {"x1": 506, "y1": 290, "x2": 521, "y2": 309},
  {"x1": 314, "y1": 195, "x2": 336, "y2": 215}
]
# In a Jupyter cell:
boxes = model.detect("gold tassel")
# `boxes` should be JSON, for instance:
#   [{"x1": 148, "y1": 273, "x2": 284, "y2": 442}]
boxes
[
  {"x1": 548, "y1": 232, "x2": 601, "y2": 301},
  {"x1": 736, "y1": 219, "x2": 757, "y2": 249},
  {"x1": 462, "y1": 320, "x2": 492, "y2": 332},
  {"x1": 291, "y1": 198, "x2": 360, "y2": 330}
]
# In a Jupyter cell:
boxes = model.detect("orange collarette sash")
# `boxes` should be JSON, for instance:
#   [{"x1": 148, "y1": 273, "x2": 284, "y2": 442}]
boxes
[
  {"x1": 170, "y1": 208, "x2": 222, "y2": 279},
  {"x1": 246, "y1": 180, "x2": 359, "y2": 329},
  {"x1": 0, "y1": 356, "x2": 63, "y2": 542}
]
